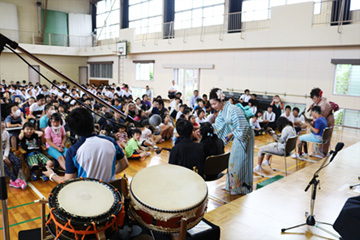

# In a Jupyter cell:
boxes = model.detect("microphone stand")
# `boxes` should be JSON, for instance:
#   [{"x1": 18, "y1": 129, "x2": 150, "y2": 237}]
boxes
[{"x1": 281, "y1": 150, "x2": 340, "y2": 239}]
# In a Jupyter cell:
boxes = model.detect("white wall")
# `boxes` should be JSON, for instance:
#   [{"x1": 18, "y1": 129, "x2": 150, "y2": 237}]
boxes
[
  {"x1": 87, "y1": 46, "x2": 360, "y2": 111},
  {"x1": 0, "y1": 52, "x2": 88, "y2": 86}
]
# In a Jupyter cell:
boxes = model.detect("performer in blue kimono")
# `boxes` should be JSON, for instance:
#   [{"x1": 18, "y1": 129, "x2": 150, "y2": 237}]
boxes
[{"x1": 209, "y1": 88, "x2": 254, "y2": 195}]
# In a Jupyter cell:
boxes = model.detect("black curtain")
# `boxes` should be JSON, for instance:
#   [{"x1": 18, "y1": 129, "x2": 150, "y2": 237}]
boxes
[
  {"x1": 228, "y1": 0, "x2": 243, "y2": 33},
  {"x1": 121, "y1": 0, "x2": 129, "y2": 29},
  {"x1": 163, "y1": 0, "x2": 175, "y2": 39},
  {"x1": 331, "y1": 0, "x2": 351, "y2": 26},
  {"x1": 91, "y1": 3, "x2": 97, "y2": 33}
]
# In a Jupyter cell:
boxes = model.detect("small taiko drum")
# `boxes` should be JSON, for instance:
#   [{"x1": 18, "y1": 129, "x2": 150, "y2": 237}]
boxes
[
  {"x1": 130, "y1": 165, "x2": 208, "y2": 233},
  {"x1": 47, "y1": 178, "x2": 125, "y2": 240}
]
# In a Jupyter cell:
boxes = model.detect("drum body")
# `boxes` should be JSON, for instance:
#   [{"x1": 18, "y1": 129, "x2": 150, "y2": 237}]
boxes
[
  {"x1": 47, "y1": 178, "x2": 124, "y2": 240},
  {"x1": 130, "y1": 165, "x2": 208, "y2": 233}
]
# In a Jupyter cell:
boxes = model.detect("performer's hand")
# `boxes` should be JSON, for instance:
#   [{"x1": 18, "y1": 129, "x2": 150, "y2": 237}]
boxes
[{"x1": 225, "y1": 133, "x2": 233, "y2": 142}]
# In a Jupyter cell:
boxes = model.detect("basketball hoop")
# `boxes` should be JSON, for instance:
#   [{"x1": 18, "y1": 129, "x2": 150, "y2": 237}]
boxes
[{"x1": 116, "y1": 41, "x2": 127, "y2": 56}]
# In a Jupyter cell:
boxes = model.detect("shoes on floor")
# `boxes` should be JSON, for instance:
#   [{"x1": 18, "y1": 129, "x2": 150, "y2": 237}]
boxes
[
  {"x1": 262, "y1": 160, "x2": 270, "y2": 166},
  {"x1": 254, "y1": 165, "x2": 263, "y2": 172},
  {"x1": 30, "y1": 172, "x2": 38, "y2": 181},
  {"x1": 16, "y1": 179, "x2": 27, "y2": 190},
  {"x1": 40, "y1": 174, "x2": 49, "y2": 182},
  {"x1": 9, "y1": 180, "x2": 21, "y2": 189}
]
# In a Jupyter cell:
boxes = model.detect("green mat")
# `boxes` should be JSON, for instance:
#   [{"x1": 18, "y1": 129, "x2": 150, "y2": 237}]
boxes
[{"x1": 256, "y1": 175, "x2": 284, "y2": 189}]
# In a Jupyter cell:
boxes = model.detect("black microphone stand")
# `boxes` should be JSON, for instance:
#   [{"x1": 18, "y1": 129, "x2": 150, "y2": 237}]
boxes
[{"x1": 281, "y1": 149, "x2": 341, "y2": 238}]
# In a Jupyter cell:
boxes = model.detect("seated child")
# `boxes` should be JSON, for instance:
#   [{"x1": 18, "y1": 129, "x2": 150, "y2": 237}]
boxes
[
  {"x1": 255, "y1": 117, "x2": 296, "y2": 172},
  {"x1": 159, "y1": 114, "x2": 174, "y2": 141},
  {"x1": 5, "y1": 104, "x2": 25, "y2": 149},
  {"x1": 250, "y1": 115, "x2": 264, "y2": 136},
  {"x1": 294, "y1": 106, "x2": 328, "y2": 158},
  {"x1": 1, "y1": 121, "x2": 27, "y2": 189},
  {"x1": 125, "y1": 128, "x2": 150, "y2": 160},
  {"x1": 44, "y1": 113, "x2": 67, "y2": 170},
  {"x1": 19, "y1": 122, "x2": 53, "y2": 181},
  {"x1": 138, "y1": 119, "x2": 160, "y2": 149},
  {"x1": 115, "y1": 123, "x2": 128, "y2": 149}
]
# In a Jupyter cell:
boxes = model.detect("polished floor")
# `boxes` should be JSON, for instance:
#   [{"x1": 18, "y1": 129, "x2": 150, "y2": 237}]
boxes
[{"x1": 1, "y1": 125, "x2": 359, "y2": 239}]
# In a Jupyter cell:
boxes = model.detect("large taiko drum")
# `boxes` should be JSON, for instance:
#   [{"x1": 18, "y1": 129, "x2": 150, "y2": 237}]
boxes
[
  {"x1": 130, "y1": 164, "x2": 208, "y2": 233},
  {"x1": 47, "y1": 178, "x2": 125, "y2": 240}
]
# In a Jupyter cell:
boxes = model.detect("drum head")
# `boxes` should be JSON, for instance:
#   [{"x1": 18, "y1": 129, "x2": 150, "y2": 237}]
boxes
[
  {"x1": 49, "y1": 178, "x2": 122, "y2": 226},
  {"x1": 130, "y1": 164, "x2": 207, "y2": 212},
  {"x1": 58, "y1": 181, "x2": 114, "y2": 217}
]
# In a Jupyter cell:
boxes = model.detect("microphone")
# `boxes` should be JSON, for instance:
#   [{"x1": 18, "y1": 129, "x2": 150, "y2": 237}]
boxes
[
  {"x1": 307, "y1": 103, "x2": 316, "y2": 112},
  {"x1": 329, "y1": 142, "x2": 344, "y2": 163}
]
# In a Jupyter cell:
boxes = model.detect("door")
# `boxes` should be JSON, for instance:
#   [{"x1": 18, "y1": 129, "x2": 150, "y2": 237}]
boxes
[
  {"x1": 79, "y1": 66, "x2": 88, "y2": 85},
  {"x1": 28, "y1": 65, "x2": 40, "y2": 85},
  {"x1": 174, "y1": 68, "x2": 199, "y2": 104}
]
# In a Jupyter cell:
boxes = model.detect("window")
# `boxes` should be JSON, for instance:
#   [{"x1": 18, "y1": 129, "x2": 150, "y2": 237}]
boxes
[
  {"x1": 174, "y1": 0, "x2": 225, "y2": 30},
  {"x1": 135, "y1": 63, "x2": 154, "y2": 81},
  {"x1": 129, "y1": 0, "x2": 162, "y2": 34},
  {"x1": 351, "y1": 0, "x2": 360, "y2": 11},
  {"x1": 96, "y1": 0, "x2": 120, "y2": 40},
  {"x1": 334, "y1": 109, "x2": 360, "y2": 128},
  {"x1": 131, "y1": 87, "x2": 154, "y2": 98},
  {"x1": 242, "y1": 0, "x2": 322, "y2": 22},
  {"x1": 89, "y1": 63, "x2": 113, "y2": 78},
  {"x1": 333, "y1": 64, "x2": 360, "y2": 96}
]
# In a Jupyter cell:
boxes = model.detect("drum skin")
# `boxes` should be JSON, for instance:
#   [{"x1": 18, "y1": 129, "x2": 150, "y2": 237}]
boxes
[
  {"x1": 47, "y1": 178, "x2": 124, "y2": 240},
  {"x1": 130, "y1": 165, "x2": 208, "y2": 233}
]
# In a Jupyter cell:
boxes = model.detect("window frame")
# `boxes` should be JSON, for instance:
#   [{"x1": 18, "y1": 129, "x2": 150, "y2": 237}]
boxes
[
  {"x1": 174, "y1": 0, "x2": 225, "y2": 30},
  {"x1": 96, "y1": 0, "x2": 121, "y2": 40},
  {"x1": 89, "y1": 62, "x2": 114, "y2": 79},
  {"x1": 128, "y1": 0, "x2": 163, "y2": 34},
  {"x1": 332, "y1": 60, "x2": 360, "y2": 97}
]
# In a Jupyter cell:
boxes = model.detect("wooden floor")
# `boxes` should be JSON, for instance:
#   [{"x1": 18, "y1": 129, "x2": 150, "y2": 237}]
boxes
[{"x1": 1, "y1": 126, "x2": 359, "y2": 239}]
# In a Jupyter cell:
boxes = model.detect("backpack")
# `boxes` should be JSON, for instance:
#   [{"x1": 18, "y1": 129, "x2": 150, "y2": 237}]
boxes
[
  {"x1": 329, "y1": 101, "x2": 339, "y2": 112},
  {"x1": 235, "y1": 103, "x2": 255, "y2": 126}
]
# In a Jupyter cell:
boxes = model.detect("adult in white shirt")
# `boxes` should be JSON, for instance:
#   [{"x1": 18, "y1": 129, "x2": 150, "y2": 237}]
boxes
[
  {"x1": 239, "y1": 89, "x2": 251, "y2": 106},
  {"x1": 168, "y1": 80, "x2": 179, "y2": 99},
  {"x1": 281, "y1": 105, "x2": 294, "y2": 123}
]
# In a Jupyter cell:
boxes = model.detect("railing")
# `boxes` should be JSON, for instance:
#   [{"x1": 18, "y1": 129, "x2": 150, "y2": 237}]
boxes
[
  {"x1": 313, "y1": 0, "x2": 360, "y2": 27},
  {"x1": 0, "y1": 28, "x2": 93, "y2": 47},
  {"x1": 133, "y1": 10, "x2": 271, "y2": 43}
]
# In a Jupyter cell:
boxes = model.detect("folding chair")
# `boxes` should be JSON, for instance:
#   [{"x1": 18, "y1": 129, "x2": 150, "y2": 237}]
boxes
[
  {"x1": 311, "y1": 127, "x2": 332, "y2": 158},
  {"x1": 264, "y1": 135, "x2": 298, "y2": 176},
  {"x1": 203, "y1": 152, "x2": 230, "y2": 204}
]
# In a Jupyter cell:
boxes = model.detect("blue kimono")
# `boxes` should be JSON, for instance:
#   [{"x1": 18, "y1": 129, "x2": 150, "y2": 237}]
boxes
[{"x1": 213, "y1": 101, "x2": 254, "y2": 194}]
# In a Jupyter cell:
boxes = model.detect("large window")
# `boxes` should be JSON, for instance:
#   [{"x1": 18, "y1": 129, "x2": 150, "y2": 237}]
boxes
[
  {"x1": 89, "y1": 63, "x2": 113, "y2": 78},
  {"x1": 242, "y1": 0, "x2": 322, "y2": 22},
  {"x1": 129, "y1": 0, "x2": 162, "y2": 34},
  {"x1": 135, "y1": 63, "x2": 154, "y2": 81},
  {"x1": 174, "y1": 0, "x2": 225, "y2": 30},
  {"x1": 96, "y1": 0, "x2": 120, "y2": 40},
  {"x1": 333, "y1": 64, "x2": 360, "y2": 97}
]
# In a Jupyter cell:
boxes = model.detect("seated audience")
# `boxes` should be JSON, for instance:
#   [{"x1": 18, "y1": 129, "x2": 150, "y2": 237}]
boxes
[
  {"x1": 44, "y1": 113, "x2": 67, "y2": 170},
  {"x1": 294, "y1": 106, "x2": 328, "y2": 158},
  {"x1": 125, "y1": 128, "x2": 150, "y2": 160},
  {"x1": 169, "y1": 119, "x2": 206, "y2": 176},
  {"x1": 199, "y1": 122, "x2": 224, "y2": 158},
  {"x1": 254, "y1": 117, "x2": 296, "y2": 172},
  {"x1": 1, "y1": 121, "x2": 27, "y2": 189},
  {"x1": 5, "y1": 103, "x2": 25, "y2": 149}
]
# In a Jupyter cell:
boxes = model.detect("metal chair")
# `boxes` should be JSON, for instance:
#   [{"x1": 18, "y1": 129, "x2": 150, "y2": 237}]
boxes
[
  {"x1": 263, "y1": 135, "x2": 298, "y2": 176},
  {"x1": 311, "y1": 127, "x2": 332, "y2": 158},
  {"x1": 203, "y1": 152, "x2": 230, "y2": 204}
]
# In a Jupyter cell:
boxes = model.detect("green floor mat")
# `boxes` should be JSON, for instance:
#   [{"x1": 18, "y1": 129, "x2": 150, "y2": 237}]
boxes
[{"x1": 256, "y1": 175, "x2": 284, "y2": 189}]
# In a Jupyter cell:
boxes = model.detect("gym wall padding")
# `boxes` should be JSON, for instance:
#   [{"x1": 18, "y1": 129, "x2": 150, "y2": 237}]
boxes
[{"x1": 41, "y1": 9, "x2": 68, "y2": 46}]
